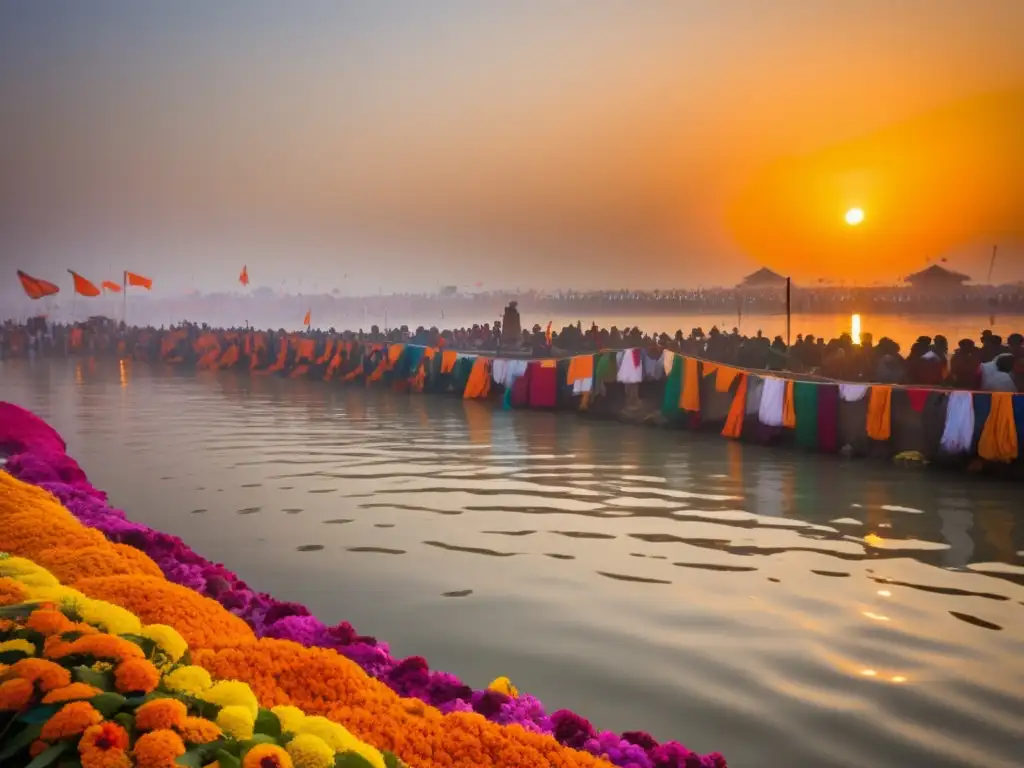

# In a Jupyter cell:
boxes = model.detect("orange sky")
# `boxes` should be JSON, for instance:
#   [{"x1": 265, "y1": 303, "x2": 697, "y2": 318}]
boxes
[{"x1": 1, "y1": 2, "x2": 1023, "y2": 292}]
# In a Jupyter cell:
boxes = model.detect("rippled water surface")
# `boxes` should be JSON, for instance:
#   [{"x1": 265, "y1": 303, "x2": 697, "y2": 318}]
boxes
[{"x1": 3, "y1": 359, "x2": 1023, "y2": 768}]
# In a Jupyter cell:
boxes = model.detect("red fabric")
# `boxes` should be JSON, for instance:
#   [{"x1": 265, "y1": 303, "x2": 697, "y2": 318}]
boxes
[
  {"x1": 510, "y1": 373, "x2": 530, "y2": 408},
  {"x1": 527, "y1": 362, "x2": 557, "y2": 408},
  {"x1": 816, "y1": 384, "x2": 839, "y2": 453},
  {"x1": 906, "y1": 388, "x2": 930, "y2": 413},
  {"x1": 631, "y1": 348, "x2": 641, "y2": 367}
]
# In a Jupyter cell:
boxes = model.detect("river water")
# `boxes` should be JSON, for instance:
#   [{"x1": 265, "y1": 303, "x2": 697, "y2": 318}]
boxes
[{"x1": 2, "y1": 359, "x2": 1022, "y2": 768}]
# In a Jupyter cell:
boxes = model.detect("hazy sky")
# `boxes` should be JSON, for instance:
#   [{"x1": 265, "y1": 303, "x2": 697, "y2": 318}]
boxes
[{"x1": 2, "y1": 1, "x2": 1023, "y2": 295}]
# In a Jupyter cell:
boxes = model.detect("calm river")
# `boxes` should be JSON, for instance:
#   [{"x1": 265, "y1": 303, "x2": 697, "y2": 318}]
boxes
[{"x1": 2, "y1": 359, "x2": 1023, "y2": 768}]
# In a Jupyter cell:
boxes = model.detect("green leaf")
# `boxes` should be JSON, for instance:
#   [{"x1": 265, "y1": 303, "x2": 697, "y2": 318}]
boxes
[
  {"x1": 120, "y1": 634, "x2": 158, "y2": 657},
  {"x1": 72, "y1": 665, "x2": 113, "y2": 690},
  {"x1": 0, "y1": 650, "x2": 32, "y2": 664},
  {"x1": 383, "y1": 751, "x2": 404, "y2": 768},
  {"x1": 24, "y1": 742, "x2": 71, "y2": 768},
  {"x1": 239, "y1": 734, "x2": 277, "y2": 752},
  {"x1": 18, "y1": 704, "x2": 61, "y2": 724},
  {"x1": 180, "y1": 650, "x2": 192, "y2": 666},
  {"x1": 56, "y1": 758, "x2": 83, "y2": 768},
  {"x1": 215, "y1": 750, "x2": 242, "y2": 768},
  {"x1": 113, "y1": 712, "x2": 136, "y2": 739},
  {"x1": 174, "y1": 751, "x2": 205, "y2": 768},
  {"x1": 88, "y1": 692, "x2": 127, "y2": 718},
  {"x1": 0, "y1": 722, "x2": 43, "y2": 760},
  {"x1": 254, "y1": 708, "x2": 282, "y2": 738},
  {"x1": 334, "y1": 753, "x2": 378, "y2": 768}
]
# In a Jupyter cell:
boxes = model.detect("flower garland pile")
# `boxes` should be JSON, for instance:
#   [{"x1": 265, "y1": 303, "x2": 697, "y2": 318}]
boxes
[
  {"x1": 0, "y1": 402, "x2": 726, "y2": 768},
  {"x1": 0, "y1": 555, "x2": 404, "y2": 768}
]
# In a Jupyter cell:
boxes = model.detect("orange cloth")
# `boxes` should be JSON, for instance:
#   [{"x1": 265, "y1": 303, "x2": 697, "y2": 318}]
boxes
[
  {"x1": 101, "y1": 280, "x2": 122, "y2": 293},
  {"x1": 680, "y1": 357, "x2": 701, "y2": 413},
  {"x1": 721, "y1": 374, "x2": 748, "y2": 439},
  {"x1": 978, "y1": 392, "x2": 1018, "y2": 462},
  {"x1": 541, "y1": 359, "x2": 557, "y2": 368},
  {"x1": 125, "y1": 272, "x2": 152, "y2": 289},
  {"x1": 218, "y1": 346, "x2": 239, "y2": 369},
  {"x1": 267, "y1": 339, "x2": 288, "y2": 373},
  {"x1": 69, "y1": 271, "x2": 101, "y2": 297},
  {"x1": 441, "y1": 350, "x2": 458, "y2": 374},
  {"x1": 70, "y1": 328, "x2": 83, "y2": 350},
  {"x1": 463, "y1": 358, "x2": 491, "y2": 399},
  {"x1": 566, "y1": 355, "x2": 594, "y2": 385},
  {"x1": 17, "y1": 270, "x2": 60, "y2": 299},
  {"x1": 316, "y1": 341, "x2": 334, "y2": 365},
  {"x1": 782, "y1": 380, "x2": 796, "y2": 428},
  {"x1": 289, "y1": 364, "x2": 310, "y2": 379},
  {"x1": 342, "y1": 362, "x2": 364, "y2": 382},
  {"x1": 715, "y1": 366, "x2": 743, "y2": 393},
  {"x1": 866, "y1": 385, "x2": 892, "y2": 441},
  {"x1": 297, "y1": 339, "x2": 316, "y2": 362},
  {"x1": 197, "y1": 349, "x2": 220, "y2": 370}
]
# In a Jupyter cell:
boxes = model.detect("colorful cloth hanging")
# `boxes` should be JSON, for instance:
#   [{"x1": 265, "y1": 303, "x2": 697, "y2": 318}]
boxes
[
  {"x1": 866, "y1": 386, "x2": 893, "y2": 441},
  {"x1": 793, "y1": 381, "x2": 819, "y2": 449},
  {"x1": 978, "y1": 392, "x2": 1018, "y2": 462},
  {"x1": 680, "y1": 357, "x2": 701, "y2": 413},
  {"x1": 662, "y1": 354, "x2": 683, "y2": 417},
  {"x1": 816, "y1": 384, "x2": 840, "y2": 453},
  {"x1": 940, "y1": 391, "x2": 974, "y2": 454},
  {"x1": 782, "y1": 380, "x2": 797, "y2": 429},
  {"x1": 758, "y1": 378, "x2": 786, "y2": 427},
  {"x1": 721, "y1": 374, "x2": 748, "y2": 439}
]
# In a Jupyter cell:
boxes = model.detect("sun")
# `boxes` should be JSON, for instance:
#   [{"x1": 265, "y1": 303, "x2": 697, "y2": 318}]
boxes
[{"x1": 845, "y1": 207, "x2": 865, "y2": 226}]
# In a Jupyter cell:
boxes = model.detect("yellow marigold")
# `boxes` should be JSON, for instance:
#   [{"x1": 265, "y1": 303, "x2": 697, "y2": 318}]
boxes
[
  {"x1": 271, "y1": 704, "x2": 306, "y2": 734},
  {"x1": 29, "y1": 739, "x2": 49, "y2": 758},
  {"x1": 198, "y1": 680, "x2": 259, "y2": 718},
  {"x1": 40, "y1": 701, "x2": 103, "y2": 741},
  {"x1": 26, "y1": 607, "x2": 77, "y2": 636},
  {"x1": 78, "y1": 599, "x2": 142, "y2": 636},
  {"x1": 114, "y1": 658, "x2": 160, "y2": 694},
  {"x1": 0, "y1": 556, "x2": 59, "y2": 589},
  {"x1": 10, "y1": 657, "x2": 71, "y2": 691},
  {"x1": 488, "y1": 676, "x2": 519, "y2": 697},
  {"x1": 0, "y1": 576, "x2": 29, "y2": 606},
  {"x1": 135, "y1": 697, "x2": 188, "y2": 731},
  {"x1": 285, "y1": 734, "x2": 335, "y2": 768},
  {"x1": 137, "y1": 624, "x2": 187, "y2": 662},
  {"x1": 296, "y1": 716, "x2": 358, "y2": 752},
  {"x1": 163, "y1": 665, "x2": 213, "y2": 695},
  {"x1": 178, "y1": 716, "x2": 222, "y2": 744},
  {"x1": 132, "y1": 729, "x2": 186, "y2": 768},
  {"x1": 42, "y1": 682, "x2": 103, "y2": 704},
  {"x1": 341, "y1": 743, "x2": 386, "y2": 768},
  {"x1": 242, "y1": 744, "x2": 294, "y2": 768},
  {"x1": 0, "y1": 638, "x2": 36, "y2": 657},
  {"x1": 216, "y1": 705, "x2": 255, "y2": 740},
  {"x1": 80, "y1": 721, "x2": 131, "y2": 768},
  {"x1": 49, "y1": 633, "x2": 144, "y2": 662},
  {"x1": 0, "y1": 677, "x2": 34, "y2": 710}
]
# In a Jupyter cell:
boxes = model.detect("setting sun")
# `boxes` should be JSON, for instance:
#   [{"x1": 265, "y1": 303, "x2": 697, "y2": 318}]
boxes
[{"x1": 845, "y1": 207, "x2": 865, "y2": 226}]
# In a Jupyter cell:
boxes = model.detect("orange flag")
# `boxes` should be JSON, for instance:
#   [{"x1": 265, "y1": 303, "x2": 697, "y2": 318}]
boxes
[
  {"x1": 125, "y1": 271, "x2": 153, "y2": 289},
  {"x1": 17, "y1": 270, "x2": 60, "y2": 299},
  {"x1": 102, "y1": 281, "x2": 122, "y2": 293},
  {"x1": 545, "y1": 321, "x2": 553, "y2": 345},
  {"x1": 239, "y1": 266, "x2": 249, "y2": 286},
  {"x1": 303, "y1": 309, "x2": 311, "y2": 327},
  {"x1": 68, "y1": 270, "x2": 101, "y2": 297}
]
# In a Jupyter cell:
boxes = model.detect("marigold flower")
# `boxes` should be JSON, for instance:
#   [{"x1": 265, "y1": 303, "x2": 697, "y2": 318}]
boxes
[
  {"x1": 42, "y1": 682, "x2": 103, "y2": 703},
  {"x1": 285, "y1": 734, "x2": 335, "y2": 768},
  {"x1": 114, "y1": 657, "x2": 160, "y2": 694},
  {"x1": 40, "y1": 700, "x2": 103, "y2": 740},
  {"x1": 80, "y1": 720, "x2": 130, "y2": 755},
  {"x1": 0, "y1": 556, "x2": 59, "y2": 589},
  {"x1": 26, "y1": 607, "x2": 77, "y2": 636},
  {"x1": 163, "y1": 665, "x2": 213, "y2": 695},
  {"x1": 35, "y1": 545, "x2": 158, "y2": 583},
  {"x1": 0, "y1": 576, "x2": 29, "y2": 605},
  {"x1": 340, "y1": 743, "x2": 386, "y2": 768},
  {"x1": 10, "y1": 657, "x2": 71, "y2": 691},
  {"x1": 178, "y1": 716, "x2": 222, "y2": 744},
  {"x1": 271, "y1": 704, "x2": 306, "y2": 734},
  {"x1": 137, "y1": 624, "x2": 188, "y2": 662},
  {"x1": 242, "y1": 744, "x2": 294, "y2": 768},
  {"x1": 110, "y1": 543, "x2": 165, "y2": 579},
  {"x1": 216, "y1": 705, "x2": 255, "y2": 740},
  {"x1": 0, "y1": 677, "x2": 34, "y2": 710},
  {"x1": 488, "y1": 676, "x2": 519, "y2": 698},
  {"x1": 78, "y1": 598, "x2": 142, "y2": 636},
  {"x1": 296, "y1": 716, "x2": 358, "y2": 752},
  {"x1": 49, "y1": 633, "x2": 145, "y2": 662},
  {"x1": 198, "y1": 680, "x2": 259, "y2": 718},
  {"x1": 0, "y1": 638, "x2": 36, "y2": 657},
  {"x1": 135, "y1": 697, "x2": 188, "y2": 731},
  {"x1": 132, "y1": 729, "x2": 186, "y2": 768},
  {"x1": 29, "y1": 740, "x2": 49, "y2": 758}
]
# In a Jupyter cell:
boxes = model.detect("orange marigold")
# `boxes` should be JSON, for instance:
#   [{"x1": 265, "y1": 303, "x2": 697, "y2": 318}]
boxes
[
  {"x1": 73, "y1": 576, "x2": 255, "y2": 650},
  {"x1": 35, "y1": 545, "x2": 161, "y2": 583},
  {"x1": 48, "y1": 633, "x2": 144, "y2": 662},
  {"x1": 42, "y1": 682, "x2": 103, "y2": 703},
  {"x1": 0, "y1": 576, "x2": 28, "y2": 606},
  {"x1": 132, "y1": 729, "x2": 186, "y2": 768},
  {"x1": 0, "y1": 677, "x2": 34, "y2": 710},
  {"x1": 30, "y1": 740, "x2": 49, "y2": 757},
  {"x1": 40, "y1": 701, "x2": 103, "y2": 741},
  {"x1": 9, "y1": 657, "x2": 72, "y2": 692},
  {"x1": 178, "y1": 716, "x2": 222, "y2": 745},
  {"x1": 80, "y1": 721, "x2": 132, "y2": 768},
  {"x1": 114, "y1": 658, "x2": 160, "y2": 694},
  {"x1": 110, "y1": 543, "x2": 165, "y2": 579},
  {"x1": 242, "y1": 744, "x2": 294, "y2": 768},
  {"x1": 135, "y1": 697, "x2": 188, "y2": 731},
  {"x1": 26, "y1": 607, "x2": 77, "y2": 636}
]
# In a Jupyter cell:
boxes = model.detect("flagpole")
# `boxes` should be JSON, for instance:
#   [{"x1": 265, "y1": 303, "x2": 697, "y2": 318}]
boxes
[
  {"x1": 68, "y1": 270, "x2": 75, "y2": 324},
  {"x1": 123, "y1": 271, "x2": 128, "y2": 326}
]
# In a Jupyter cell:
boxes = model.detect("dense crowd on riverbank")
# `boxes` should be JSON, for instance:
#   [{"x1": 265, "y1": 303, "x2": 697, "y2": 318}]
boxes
[{"x1": 3, "y1": 314, "x2": 1024, "y2": 392}]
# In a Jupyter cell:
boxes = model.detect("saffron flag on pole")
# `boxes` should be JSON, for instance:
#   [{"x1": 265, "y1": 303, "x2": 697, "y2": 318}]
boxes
[
  {"x1": 17, "y1": 270, "x2": 60, "y2": 300},
  {"x1": 68, "y1": 270, "x2": 101, "y2": 297},
  {"x1": 239, "y1": 265, "x2": 250, "y2": 286},
  {"x1": 545, "y1": 321, "x2": 553, "y2": 346},
  {"x1": 125, "y1": 271, "x2": 153, "y2": 289},
  {"x1": 303, "y1": 309, "x2": 311, "y2": 327},
  {"x1": 101, "y1": 281, "x2": 122, "y2": 293}
]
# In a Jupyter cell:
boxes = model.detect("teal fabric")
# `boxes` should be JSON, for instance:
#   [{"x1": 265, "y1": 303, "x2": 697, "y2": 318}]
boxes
[{"x1": 794, "y1": 381, "x2": 819, "y2": 449}]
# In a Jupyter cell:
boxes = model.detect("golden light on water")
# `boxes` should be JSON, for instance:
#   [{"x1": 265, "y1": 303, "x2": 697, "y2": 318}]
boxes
[
  {"x1": 844, "y1": 207, "x2": 865, "y2": 226},
  {"x1": 851, "y1": 314, "x2": 862, "y2": 344}
]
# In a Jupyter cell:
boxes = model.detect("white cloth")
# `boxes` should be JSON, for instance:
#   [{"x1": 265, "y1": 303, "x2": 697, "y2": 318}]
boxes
[
  {"x1": 940, "y1": 391, "x2": 975, "y2": 454},
  {"x1": 573, "y1": 377, "x2": 592, "y2": 395},
  {"x1": 981, "y1": 357, "x2": 1016, "y2": 392},
  {"x1": 663, "y1": 350, "x2": 677, "y2": 377},
  {"x1": 491, "y1": 359, "x2": 528, "y2": 389},
  {"x1": 839, "y1": 384, "x2": 869, "y2": 402},
  {"x1": 642, "y1": 349, "x2": 664, "y2": 380},
  {"x1": 616, "y1": 349, "x2": 643, "y2": 384},
  {"x1": 758, "y1": 377, "x2": 786, "y2": 427},
  {"x1": 745, "y1": 376, "x2": 764, "y2": 416}
]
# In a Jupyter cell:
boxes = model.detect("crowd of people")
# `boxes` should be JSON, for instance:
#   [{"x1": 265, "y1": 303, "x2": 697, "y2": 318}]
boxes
[{"x1": 2, "y1": 305, "x2": 1023, "y2": 392}]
